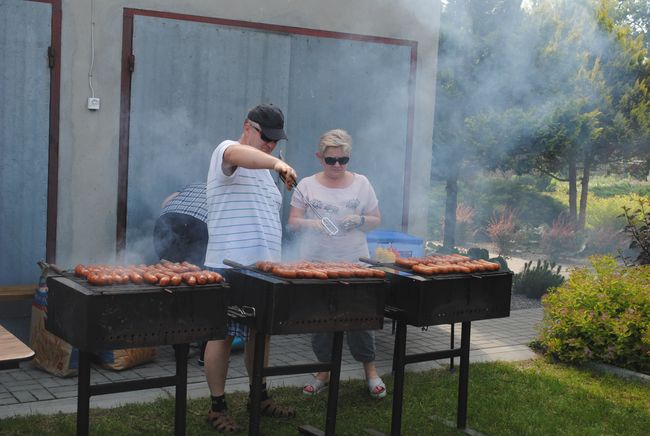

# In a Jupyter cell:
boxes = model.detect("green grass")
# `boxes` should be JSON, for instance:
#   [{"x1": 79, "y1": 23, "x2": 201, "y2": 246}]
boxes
[{"x1": 2, "y1": 359, "x2": 649, "y2": 435}]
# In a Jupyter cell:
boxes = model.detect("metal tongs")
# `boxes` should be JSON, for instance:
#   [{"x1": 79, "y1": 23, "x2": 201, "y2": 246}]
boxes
[{"x1": 280, "y1": 174, "x2": 339, "y2": 236}]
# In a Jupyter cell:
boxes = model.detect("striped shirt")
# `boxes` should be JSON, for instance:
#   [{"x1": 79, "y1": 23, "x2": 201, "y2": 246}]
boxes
[
  {"x1": 160, "y1": 183, "x2": 207, "y2": 222},
  {"x1": 204, "y1": 140, "x2": 283, "y2": 268}
]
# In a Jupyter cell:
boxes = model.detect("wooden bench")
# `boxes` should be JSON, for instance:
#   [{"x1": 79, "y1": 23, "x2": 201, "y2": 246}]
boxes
[
  {"x1": 0, "y1": 324, "x2": 35, "y2": 370},
  {"x1": 0, "y1": 284, "x2": 37, "y2": 301}
]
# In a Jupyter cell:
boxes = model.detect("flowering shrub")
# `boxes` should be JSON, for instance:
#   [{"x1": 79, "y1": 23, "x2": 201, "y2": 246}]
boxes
[
  {"x1": 486, "y1": 208, "x2": 519, "y2": 256},
  {"x1": 538, "y1": 256, "x2": 650, "y2": 374},
  {"x1": 540, "y1": 214, "x2": 580, "y2": 260},
  {"x1": 455, "y1": 203, "x2": 476, "y2": 245}
]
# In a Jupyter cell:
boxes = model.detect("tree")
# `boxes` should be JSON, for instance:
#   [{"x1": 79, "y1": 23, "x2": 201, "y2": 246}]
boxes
[
  {"x1": 432, "y1": 0, "x2": 527, "y2": 249},
  {"x1": 482, "y1": 0, "x2": 650, "y2": 230}
]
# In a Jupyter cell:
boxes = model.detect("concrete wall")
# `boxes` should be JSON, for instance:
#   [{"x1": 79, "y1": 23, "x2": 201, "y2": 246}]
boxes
[{"x1": 56, "y1": 0, "x2": 441, "y2": 265}]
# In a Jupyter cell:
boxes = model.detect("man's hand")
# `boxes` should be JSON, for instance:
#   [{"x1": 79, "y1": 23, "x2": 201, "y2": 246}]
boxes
[{"x1": 274, "y1": 161, "x2": 297, "y2": 191}]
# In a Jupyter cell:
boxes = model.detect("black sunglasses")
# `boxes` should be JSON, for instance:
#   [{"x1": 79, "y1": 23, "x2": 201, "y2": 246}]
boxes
[
  {"x1": 249, "y1": 123, "x2": 276, "y2": 143},
  {"x1": 324, "y1": 156, "x2": 350, "y2": 165}
]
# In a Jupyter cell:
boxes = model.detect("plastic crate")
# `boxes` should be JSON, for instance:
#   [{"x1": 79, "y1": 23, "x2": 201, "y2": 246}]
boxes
[{"x1": 366, "y1": 230, "x2": 424, "y2": 260}]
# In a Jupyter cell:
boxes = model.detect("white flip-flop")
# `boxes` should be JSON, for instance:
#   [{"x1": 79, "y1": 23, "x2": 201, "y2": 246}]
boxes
[
  {"x1": 368, "y1": 377, "x2": 387, "y2": 399},
  {"x1": 302, "y1": 377, "x2": 329, "y2": 396}
]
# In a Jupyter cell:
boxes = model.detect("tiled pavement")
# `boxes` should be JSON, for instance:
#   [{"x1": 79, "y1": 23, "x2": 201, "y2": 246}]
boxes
[{"x1": 0, "y1": 307, "x2": 543, "y2": 419}]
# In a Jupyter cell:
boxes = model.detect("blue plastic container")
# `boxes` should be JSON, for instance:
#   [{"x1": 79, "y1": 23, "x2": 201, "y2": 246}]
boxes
[{"x1": 366, "y1": 230, "x2": 424, "y2": 259}]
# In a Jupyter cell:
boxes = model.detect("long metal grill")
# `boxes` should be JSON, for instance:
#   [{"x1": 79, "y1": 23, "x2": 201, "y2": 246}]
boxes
[
  {"x1": 46, "y1": 273, "x2": 229, "y2": 351},
  {"x1": 222, "y1": 264, "x2": 390, "y2": 335}
]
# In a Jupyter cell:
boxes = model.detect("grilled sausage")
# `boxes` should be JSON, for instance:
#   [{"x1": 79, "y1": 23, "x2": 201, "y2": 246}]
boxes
[
  {"x1": 412, "y1": 264, "x2": 436, "y2": 275},
  {"x1": 143, "y1": 271, "x2": 159, "y2": 284}
]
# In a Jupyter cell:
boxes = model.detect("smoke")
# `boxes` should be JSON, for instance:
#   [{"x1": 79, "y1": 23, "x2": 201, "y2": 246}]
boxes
[{"x1": 428, "y1": 0, "x2": 637, "y2": 241}]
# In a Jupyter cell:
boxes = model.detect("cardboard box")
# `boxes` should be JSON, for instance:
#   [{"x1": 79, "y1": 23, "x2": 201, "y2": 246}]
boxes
[{"x1": 366, "y1": 230, "x2": 424, "y2": 260}]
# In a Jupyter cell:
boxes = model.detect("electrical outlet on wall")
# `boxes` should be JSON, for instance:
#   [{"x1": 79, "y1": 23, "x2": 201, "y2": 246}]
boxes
[{"x1": 87, "y1": 97, "x2": 100, "y2": 111}]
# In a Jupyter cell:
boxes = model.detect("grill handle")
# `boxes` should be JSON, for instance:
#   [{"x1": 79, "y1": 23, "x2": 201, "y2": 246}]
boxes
[
  {"x1": 359, "y1": 257, "x2": 384, "y2": 267},
  {"x1": 223, "y1": 259, "x2": 247, "y2": 269}
]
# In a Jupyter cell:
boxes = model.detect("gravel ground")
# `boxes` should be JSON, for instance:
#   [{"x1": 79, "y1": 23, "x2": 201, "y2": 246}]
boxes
[{"x1": 510, "y1": 293, "x2": 543, "y2": 310}]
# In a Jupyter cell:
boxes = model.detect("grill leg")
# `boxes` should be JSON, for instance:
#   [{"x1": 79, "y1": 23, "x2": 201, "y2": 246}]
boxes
[
  {"x1": 173, "y1": 344, "x2": 189, "y2": 436},
  {"x1": 457, "y1": 322, "x2": 471, "y2": 429},
  {"x1": 249, "y1": 330, "x2": 267, "y2": 436},
  {"x1": 76, "y1": 350, "x2": 91, "y2": 436},
  {"x1": 390, "y1": 319, "x2": 407, "y2": 436},
  {"x1": 449, "y1": 323, "x2": 455, "y2": 371},
  {"x1": 324, "y1": 331, "x2": 344, "y2": 436}
]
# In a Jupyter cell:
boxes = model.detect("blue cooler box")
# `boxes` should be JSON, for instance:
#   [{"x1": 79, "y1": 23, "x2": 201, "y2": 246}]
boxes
[{"x1": 366, "y1": 230, "x2": 424, "y2": 259}]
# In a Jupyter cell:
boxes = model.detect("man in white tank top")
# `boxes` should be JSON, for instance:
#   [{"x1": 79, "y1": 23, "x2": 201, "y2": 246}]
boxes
[{"x1": 204, "y1": 104, "x2": 297, "y2": 432}]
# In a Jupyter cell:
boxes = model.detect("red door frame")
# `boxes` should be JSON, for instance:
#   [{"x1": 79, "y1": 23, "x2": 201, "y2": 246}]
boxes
[
  {"x1": 117, "y1": 8, "x2": 417, "y2": 253},
  {"x1": 25, "y1": 0, "x2": 62, "y2": 263}
]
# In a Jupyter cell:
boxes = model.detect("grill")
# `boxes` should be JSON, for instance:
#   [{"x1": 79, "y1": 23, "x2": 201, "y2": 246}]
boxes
[
  {"x1": 46, "y1": 274, "x2": 228, "y2": 350},
  {"x1": 361, "y1": 258, "x2": 513, "y2": 435},
  {"x1": 385, "y1": 268, "x2": 512, "y2": 326},
  {"x1": 45, "y1": 272, "x2": 229, "y2": 436},
  {"x1": 223, "y1": 264, "x2": 388, "y2": 335},
  {"x1": 223, "y1": 260, "x2": 390, "y2": 436}
]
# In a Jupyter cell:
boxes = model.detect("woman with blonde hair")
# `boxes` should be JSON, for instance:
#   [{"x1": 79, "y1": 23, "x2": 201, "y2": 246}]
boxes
[{"x1": 288, "y1": 128, "x2": 386, "y2": 399}]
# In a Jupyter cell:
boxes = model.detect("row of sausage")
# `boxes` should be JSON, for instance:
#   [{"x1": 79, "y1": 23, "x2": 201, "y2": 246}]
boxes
[{"x1": 73, "y1": 261, "x2": 224, "y2": 286}]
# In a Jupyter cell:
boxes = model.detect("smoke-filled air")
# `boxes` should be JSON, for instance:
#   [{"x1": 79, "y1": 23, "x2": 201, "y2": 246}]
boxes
[{"x1": 428, "y1": 0, "x2": 650, "y2": 278}]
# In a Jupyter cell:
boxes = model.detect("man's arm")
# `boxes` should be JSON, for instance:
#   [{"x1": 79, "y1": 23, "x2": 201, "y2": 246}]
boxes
[{"x1": 223, "y1": 144, "x2": 296, "y2": 189}]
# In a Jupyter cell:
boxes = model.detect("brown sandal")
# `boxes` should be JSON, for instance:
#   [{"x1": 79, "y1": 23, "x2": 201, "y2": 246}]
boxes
[
  {"x1": 248, "y1": 398, "x2": 296, "y2": 418},
  {"x1": 207, "y1": 409, "x2": 241, "y2": 433}
]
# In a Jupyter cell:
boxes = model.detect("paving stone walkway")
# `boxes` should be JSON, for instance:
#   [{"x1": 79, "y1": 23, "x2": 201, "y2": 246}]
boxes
[{"x1": 0, "y1": 307, "x2": 543, "y2": 419}]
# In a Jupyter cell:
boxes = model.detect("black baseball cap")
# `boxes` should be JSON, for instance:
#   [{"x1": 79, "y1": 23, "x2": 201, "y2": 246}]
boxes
[{"x1": 247, "y1": 104, "x2": 288, "y2": 141}]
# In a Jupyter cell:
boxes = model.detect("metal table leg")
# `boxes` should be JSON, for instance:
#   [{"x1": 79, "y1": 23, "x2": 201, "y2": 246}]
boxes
[
  {"x1": 249, "y1": 330, "x2": 267, "y2": 436},
  {"x1": 457, "y1": 322, "x2": 471, "y2": 429},
  {"x1": 173, "y1": 344, "x2": 189, "y2": 436},
  {"x1": 390, "y1": 319, "x2": 407, "y2": 436},
  {"x1": 324, "y1": 331, "x2": 344, "y2": 436},
  {"x1": 76, "y1": 350, "x2": 91, "y2": 436},
  {"x1": 449, "y1": 323, "x2": 455, "y2": 371}
]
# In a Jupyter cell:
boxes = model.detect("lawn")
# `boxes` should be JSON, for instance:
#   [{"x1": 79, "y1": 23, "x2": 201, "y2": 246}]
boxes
[{"x1": 1, "y1": 359, "x2": 648, "y2": 435}]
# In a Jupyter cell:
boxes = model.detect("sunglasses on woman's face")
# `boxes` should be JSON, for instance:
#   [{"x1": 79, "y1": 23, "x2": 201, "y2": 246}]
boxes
[{"x1": 323, "y1": 156, "x2": 350, "y2": 165}]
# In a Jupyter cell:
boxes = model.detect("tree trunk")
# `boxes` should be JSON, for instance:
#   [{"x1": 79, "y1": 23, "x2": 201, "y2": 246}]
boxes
[
  {"x1": 443, "y1": 173, "x2": 458, "y2": 250},
  {"x1": 578, "y1": 157, "x2": 591, "y2": 231},
  {"x1": 568, "y1": 155, "x2": 578, "y2": 228}
]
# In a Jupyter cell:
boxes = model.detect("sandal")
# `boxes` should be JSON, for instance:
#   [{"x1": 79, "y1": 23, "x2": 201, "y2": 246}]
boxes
[
  {"x1": 247, "y1": 397, "x2": 296, "y2": 418},
  {"x1": 207, "y1": 409, "x2": 241, "y2": 433},
  {"x1": 368, "y1": 377, "x2": 387, "y2": 400},
  {"x1": 302, "y1": 377, "x2": 329, "y2": 397}
]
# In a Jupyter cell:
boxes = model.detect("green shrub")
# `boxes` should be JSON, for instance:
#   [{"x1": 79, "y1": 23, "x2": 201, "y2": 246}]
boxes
[
  {"x1": 467, "y1": 247, "x2": 490, "y2": 260},
  {"x1": 488, "y1": 256, "x2": 509, "y2": 270},
  {"x1": 585, "y1": 194, "x2": 639, "y2": 231},
  {"x1": 467, "y1": 175, "x2": 566, "y2": 230},
  {"x1": 513, "y1": 260, "x2": 564, "y2": 299},
  {"x1": 590, "y1": 180, "x2": 650, "y2": 198},
  {"x1": 539, "y1": 256, "x2": 650, "y2": 374},
  {"x1": 427, "y1": 174, "x2": 566, "y2": 243}
]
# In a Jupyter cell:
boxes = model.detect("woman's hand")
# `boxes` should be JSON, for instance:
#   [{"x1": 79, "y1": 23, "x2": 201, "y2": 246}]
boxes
[{"x1": 341, "y1": 214, "x2": 364, "y2": 231}]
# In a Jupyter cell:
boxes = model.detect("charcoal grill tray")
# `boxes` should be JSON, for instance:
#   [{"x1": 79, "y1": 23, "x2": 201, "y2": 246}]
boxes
[
  {"x1": 45, "y1": 273, "x2": 229, "y2": 351},
  {"x1": 224, "y1": 259, "x2": 387, "y2": 285},
  {"x1": 223, "y1": 263, "x2": 390, "y2": 335},
  {"x1": 367, "y1": 264, "x2": 513, "y2": 327},
  {"x1": 359, "y1": 257, "x2": 508, "y2": 280}
]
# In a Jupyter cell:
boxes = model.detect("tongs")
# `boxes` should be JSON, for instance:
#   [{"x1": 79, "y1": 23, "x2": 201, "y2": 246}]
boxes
[{"x1": 280, "y1": 175, "x2": 339, "y2": 236}]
